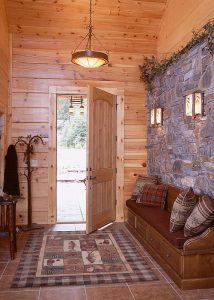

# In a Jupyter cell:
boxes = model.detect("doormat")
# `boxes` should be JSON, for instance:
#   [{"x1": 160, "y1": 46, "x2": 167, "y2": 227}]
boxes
[{"x1": 11, "y1": 229, "x2": 158, "y2": 288}]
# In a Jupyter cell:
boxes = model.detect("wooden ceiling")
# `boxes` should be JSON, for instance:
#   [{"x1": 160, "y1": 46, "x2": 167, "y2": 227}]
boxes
[{"x1": 6, "y1": 0, "x2": 167, "y2": 60}]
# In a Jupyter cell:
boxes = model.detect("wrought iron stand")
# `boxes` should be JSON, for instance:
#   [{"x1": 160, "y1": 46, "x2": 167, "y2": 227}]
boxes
[{"x1": 15, "y1": 135, "x2": 46, "y2": 231}]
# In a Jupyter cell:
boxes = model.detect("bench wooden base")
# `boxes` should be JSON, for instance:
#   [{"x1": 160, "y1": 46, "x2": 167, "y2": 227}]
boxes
[{"x1": 126, "y1": 208, "x2": 214, "y2": 290}]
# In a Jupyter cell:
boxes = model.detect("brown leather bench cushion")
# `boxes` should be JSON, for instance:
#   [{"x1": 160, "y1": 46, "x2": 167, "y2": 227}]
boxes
[{"x1": 126, "y1": 199, "x2": 188, "y2": 249}]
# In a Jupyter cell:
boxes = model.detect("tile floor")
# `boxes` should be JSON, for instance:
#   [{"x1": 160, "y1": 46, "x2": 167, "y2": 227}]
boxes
[{"x1": 0, "y1": 223, "x2": 214, "y2": 300}]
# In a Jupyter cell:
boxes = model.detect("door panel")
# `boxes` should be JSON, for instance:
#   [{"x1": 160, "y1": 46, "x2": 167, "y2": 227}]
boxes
[{"x1": 86, "y1": 87, "x2": 117, "y2": 233}]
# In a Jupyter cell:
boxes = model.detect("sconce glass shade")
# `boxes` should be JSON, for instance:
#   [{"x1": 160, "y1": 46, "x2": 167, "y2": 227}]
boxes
[
  {"x1": 194, "y1": 92, "x2": 203, "y2": 115},
  {"x1": 71, "y1": 50, "x2": 108, "y2": 68},
  {"x1": 69, "y1": 104, "x2": 74, "y2": 114},
  {"x1": 185, "y1": 92, "x2": 204, "y2": 117},
  {"x1": 79, "y1": 104, "x2": 85, "y2": 114},
  {"x1": 151, "y1": 109, "x2": 155, "y2": 126},
  {"x1": 150, "y1": 108, "x2": 163, "y2": 126},
  {"x1": 156, "y1": 108, "x2": 163, "y2": 125},
  {"x1": 185, "y1": 94, "x2": 193, "y2": 117}
]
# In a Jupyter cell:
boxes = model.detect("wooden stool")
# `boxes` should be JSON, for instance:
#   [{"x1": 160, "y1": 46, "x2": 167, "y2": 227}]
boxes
[{"x1": 0, "y1": 197, "x2": 17, "y2": 260}]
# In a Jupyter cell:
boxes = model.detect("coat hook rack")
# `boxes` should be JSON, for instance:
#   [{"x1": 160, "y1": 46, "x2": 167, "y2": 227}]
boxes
[{"x1": 15, "y1": 134, "x2": 46, "y2": 231}]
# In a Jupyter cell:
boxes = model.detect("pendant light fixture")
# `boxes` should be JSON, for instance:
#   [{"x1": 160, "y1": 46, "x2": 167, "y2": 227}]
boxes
[
  {"x1": 71, "y1": 0, "x2": 109, "y2": 68},
  {"x1": 79, "y1": 96, "x2": 85, "y2": 114},
  {"x1": 68, "y1": 97, "x2": 74, "y2": 115}
]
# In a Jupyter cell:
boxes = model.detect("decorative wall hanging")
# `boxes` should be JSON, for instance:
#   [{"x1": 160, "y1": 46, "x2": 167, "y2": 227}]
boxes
[
  {"x1": 71, "y1": 0, "x2": 109, "y2": 68},
  {"x1": 15, "y1": 135, "x2": 46, "y2": 231}
]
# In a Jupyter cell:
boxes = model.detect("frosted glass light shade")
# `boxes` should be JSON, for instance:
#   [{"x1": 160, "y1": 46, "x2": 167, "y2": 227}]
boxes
[
  {"x1": 194, "y1": 92, "x2": 202, "y2": 115},
  {"x1": 69, "y1": 105, "x2": 74, "y2": 114},
  {"x1": 156, "y1": 108, "x2": 163, "y2": 125},
  {"x1": 71, "y1": 50, "x2": 108, "y2": 68},
  {"x1": 79, "y1": 105, "x2": 85, "y2": 114},
  {"x1": 151, "y1": 109, "x2": 155, "y2": 126},
  {"x1": 150, "y1": 107, "x2": 163, "y2": 126},
  {"x1": 185, "y1": 92, "x2": 204, "y2": 117},
  {"x1": 185, "y1": 94, "x2": 193, "y2": 117}
]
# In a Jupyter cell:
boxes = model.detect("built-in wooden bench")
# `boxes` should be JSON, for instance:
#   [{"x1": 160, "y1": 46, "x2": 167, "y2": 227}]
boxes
[{"x1": 126, "y1": 185, "x2": 214, "y2": 290}]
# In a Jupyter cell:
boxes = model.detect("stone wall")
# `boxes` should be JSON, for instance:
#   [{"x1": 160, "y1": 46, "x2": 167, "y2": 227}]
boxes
[{"x1": 147, "y1": 40, "x2": 214, "y2": 196}]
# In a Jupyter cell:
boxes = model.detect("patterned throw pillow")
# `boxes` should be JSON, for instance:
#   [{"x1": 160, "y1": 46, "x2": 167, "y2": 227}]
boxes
[
  {"x1": 184, "y1": 195, "x2": 214, "y2": 237},
  {"x1": 170, "y1": 187, "x2": 196, "y2": 233},
  {"x1": 138, "y1": 183, "x2": 168, "y2": 209},
  {"x1": 131, "y1": 175, "x2": 158, "y2": 201}
]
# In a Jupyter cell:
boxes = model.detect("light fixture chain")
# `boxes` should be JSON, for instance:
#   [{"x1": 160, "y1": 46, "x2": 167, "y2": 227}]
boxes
[
  {"x1": 88, "y1": 0, "x2": 93, "y2": 50},
  {"x1": 72, "y1": 31, "x2": 90, "y2": 53},
  {"x1": 89, "y1": 0, "x2": 92, "y2": 28},
  {"x1": 91, "y1": 32, "x2": 109, "y2": 54}
]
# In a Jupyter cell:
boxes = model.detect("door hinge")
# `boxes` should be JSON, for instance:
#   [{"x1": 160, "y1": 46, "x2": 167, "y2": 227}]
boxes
[
  {"x1": 115, "y1": 168, "x2": 117, "y2": 173},
  {"x1": 115, "y1": 199, "x2": 117, "y2": 205},
  {"x1": 115, "y1": 135, "x2": 117, "y2": 142},
  {"x1": 116, "y1": 103, "x2": 118, "y2": 110}
]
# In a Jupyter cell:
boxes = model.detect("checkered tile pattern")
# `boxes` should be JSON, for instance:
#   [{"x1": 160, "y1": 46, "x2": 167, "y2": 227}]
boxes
[{"x1": 11, "y1": 229, "x2": 158, "y2": 288}]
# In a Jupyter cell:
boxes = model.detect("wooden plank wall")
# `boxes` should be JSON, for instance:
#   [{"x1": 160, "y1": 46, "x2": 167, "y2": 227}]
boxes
[
  {"x1": 7, "y1": 0, "x2": 168, "y2": 224},
  {"x1": 8, "y1": 0, "x2": 214, "y2": 224},
  {"x1": 0, "y1": 0, "x2": 9, "y2": 108},
  {"x1": 12, "y1": 80, "x2": 148, "y2": 224},
  {"x1": 11, "y1": 56, "x2": 149, "y2": 225},
  {"x1": 0, "y1": 0, "x2": 10, "y2": 191},
  {"x1": 157, "y1": 0, "x2": 214, "y2": 57}
]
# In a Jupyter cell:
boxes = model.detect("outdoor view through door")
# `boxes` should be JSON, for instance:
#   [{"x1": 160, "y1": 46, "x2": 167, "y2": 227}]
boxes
[{"x1": 57, "y1": 95, "x2": 87, "y2": 225}]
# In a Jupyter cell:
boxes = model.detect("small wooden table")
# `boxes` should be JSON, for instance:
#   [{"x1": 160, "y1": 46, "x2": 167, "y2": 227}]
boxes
[{"x1": 0, "y1": 197, "x2": 17, "y2": 259}]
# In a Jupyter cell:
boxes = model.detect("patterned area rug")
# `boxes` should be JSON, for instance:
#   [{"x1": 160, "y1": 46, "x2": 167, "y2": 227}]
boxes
[{"x1": 12, "y1": 229, "x2": 158, "y2": 287}]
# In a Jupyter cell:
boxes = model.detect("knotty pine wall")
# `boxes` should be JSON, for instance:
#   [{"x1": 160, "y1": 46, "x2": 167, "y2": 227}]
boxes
[
  {"x1": 0, "y1": 0, "x2": 9, "y2": 108},
  {"x1": 7, "y1": 0, "x2": 166, "y2": 224},
  {"x1": 0, "y1": 0, "x2": 10, "y2": 191},
  {"x1": 9, "y1": 0, "x2": 214, "y2": 224},
  {"x1": 11, "y1": 50, "x2": 149, "y2": 225},
  {"x1": 157, "y1": 0, "x2": 214, "y2": 57}
]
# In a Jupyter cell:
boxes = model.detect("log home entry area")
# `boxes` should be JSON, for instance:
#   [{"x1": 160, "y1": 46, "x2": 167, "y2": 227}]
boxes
[
  {"x1": 57, "y1": 94, "x2": 87, "y2": 228},
  {"x1": 1, "y1": 0, "x2": 214, "y2": 299}
]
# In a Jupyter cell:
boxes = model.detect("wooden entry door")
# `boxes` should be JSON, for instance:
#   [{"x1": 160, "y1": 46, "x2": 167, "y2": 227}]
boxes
[{"x1": 86, "y1": 87, "x2": 117, "y2": 234}]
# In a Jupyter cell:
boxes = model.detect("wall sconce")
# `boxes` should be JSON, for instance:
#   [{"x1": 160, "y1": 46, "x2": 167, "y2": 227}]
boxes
[
  {"x1": 185, "y1": 91, "x2": 204, "y2": 118},
  {"x1": 150, "y1": 107, "x2": 163, "y2": 127},
  {"x1": 68, "y1": 97, "x2": 74, "y2": 115}
]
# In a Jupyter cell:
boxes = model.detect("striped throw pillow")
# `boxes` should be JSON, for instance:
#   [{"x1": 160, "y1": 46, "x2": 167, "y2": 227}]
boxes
[
  {"x1": 170, "y1": 187, "x2": 196, "y2": 233},
  {"x1": 184, "y1": 195, "x2": 214, "y2": 237},
  {"x1": 138, "y1": 183, "x2": 168, "y2": 209}
]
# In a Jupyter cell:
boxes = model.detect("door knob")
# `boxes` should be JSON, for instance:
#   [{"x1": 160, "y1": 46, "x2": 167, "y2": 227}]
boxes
[{"x1": 89, "y1": 176, "x2": 96, "y2": 180}]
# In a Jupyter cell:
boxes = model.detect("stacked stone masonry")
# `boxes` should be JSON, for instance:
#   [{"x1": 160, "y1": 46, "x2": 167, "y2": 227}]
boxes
[{"x1": 147, "y1": 40, "x2": 214, "y2": 196}]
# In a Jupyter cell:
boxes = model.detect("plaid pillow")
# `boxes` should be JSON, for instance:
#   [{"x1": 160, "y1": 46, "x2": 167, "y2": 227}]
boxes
[
  {"x1": 184, "y1": 195, "x2": 214, "y2": 237},
  {"x1": 131, "y1": 175, "x2": 158, "y2": 201},
  {"x1": 138, "y1": 183, "x2": 168, "y2": 209},
  {"x1": 170, "y1": 187, "x2": 196, "y2": 233}
]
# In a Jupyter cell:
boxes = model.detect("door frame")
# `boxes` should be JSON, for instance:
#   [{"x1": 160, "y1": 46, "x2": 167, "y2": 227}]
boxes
[
  {"x1": 0, "y1": 103, "x2": 7, "y2": 193},
  {"x1": 48, "y1": 82, "x2": 124, "y2": 225}
]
